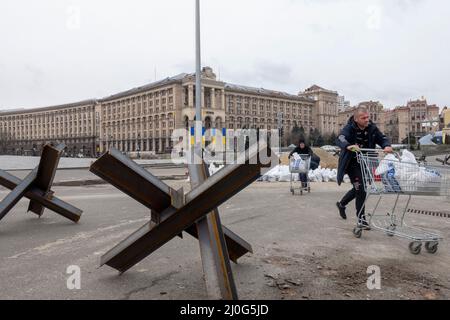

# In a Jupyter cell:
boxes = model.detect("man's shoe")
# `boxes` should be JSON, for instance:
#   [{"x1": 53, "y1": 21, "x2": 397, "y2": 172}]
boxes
[{"x1": 336, "y1": 202, "x2": 347, "y2": 220}]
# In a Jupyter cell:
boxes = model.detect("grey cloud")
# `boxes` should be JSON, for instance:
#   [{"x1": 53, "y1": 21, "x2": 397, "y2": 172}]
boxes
[{"x1": 0, "y1": 0, "x2": 449, "y2": 110}]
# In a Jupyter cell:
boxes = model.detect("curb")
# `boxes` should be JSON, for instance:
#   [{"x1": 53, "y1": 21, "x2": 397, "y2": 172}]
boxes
[{"x1": 53, "y1": 175, "x2": 188, "y2": 187}]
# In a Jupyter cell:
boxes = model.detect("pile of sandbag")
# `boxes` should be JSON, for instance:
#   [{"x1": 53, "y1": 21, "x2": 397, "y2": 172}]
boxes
[
  {"x1": 375, "y1": 149, "x2": 442, "y2": 193},
  {"x1": 208, "y1": 163, "x2": 224, "y2": 176},
  {"x1": 259, "y1": 165, "x2": 350, "y2": 183},
  {"x1": 205, "y1": 160, "x2": 351, "y2": 184},
  {"x1": 260, "y1": 165, "x2": 292, "y2": 182},
  {"x1": 311, "y1": 148, "x2": 338, "y2": 169},
  {"x1": 307, "y1": 167, "x2": 342, "y2": 182}
]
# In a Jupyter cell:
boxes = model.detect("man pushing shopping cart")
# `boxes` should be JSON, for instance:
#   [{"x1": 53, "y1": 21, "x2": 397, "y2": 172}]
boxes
[
  {"x1": 335, "y1": 106, "x2": 449, "y2": 254},
  {"x1": 335, "y1": 106, "x2": 393, "y2": 229}
]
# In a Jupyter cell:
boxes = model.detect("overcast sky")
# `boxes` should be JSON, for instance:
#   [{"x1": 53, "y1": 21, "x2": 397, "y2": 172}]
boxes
[{"x1": 1, "y1": 0, "x2": 449, "y2": 111}]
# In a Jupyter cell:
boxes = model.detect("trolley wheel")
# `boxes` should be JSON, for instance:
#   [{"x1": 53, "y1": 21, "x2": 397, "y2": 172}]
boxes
[
  {"x1": 353, "y1": 227, "x2": 362, "y2": 238},
  {"x1": 386, "y1": 224, "x2": 396, "y2": 237},
  {"x1": 300, "y1": 189, "x2": 303, "y2": 195},
  {"x1": 290, "y1": 188, "x2": 294, "y2": 195},
  {"x1": 307, "y1": 186, "x2": 311, "y2": 193},
  {"x1": 425, "y1": 241, "x2": 438, "y2": 254},
  {"x1": 408, "y1": 241, "x2": 422, "y2": 255}
]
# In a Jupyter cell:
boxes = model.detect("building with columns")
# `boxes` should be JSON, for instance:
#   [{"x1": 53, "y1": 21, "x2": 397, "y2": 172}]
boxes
[
  {"x1": 406, "y1": 98, "x2": 440, "y2": 137},
  {"x1": 99, "y1": 67, "x2": 321, "y2": 153},
  {"x1": 298, "y1": 85, "x2": 339, "y2": 136},
  {"x1": 384, "y1": 106, "x2": 410, "y2": 144},
  {"x1": 441, "y1": 107, "x2": 450, "y2": 144},
  {"x1": 338, "y1": 101, "x2": 385, "y2": 134},
  {"x1": 1, "y1": 67, "x2": 340, "y2": 155},
  {"x1": 338, "y1": 98, "x2": 443, "y2": 144}
]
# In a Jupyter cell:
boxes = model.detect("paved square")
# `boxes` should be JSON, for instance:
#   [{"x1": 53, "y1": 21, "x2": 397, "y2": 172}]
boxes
[{"x1": 0, "y1": 174, "x2": 449, "y2": 300}]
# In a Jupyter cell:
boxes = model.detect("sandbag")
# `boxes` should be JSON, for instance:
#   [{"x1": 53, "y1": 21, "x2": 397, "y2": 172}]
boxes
[
  {"x1": 375, "y1": 154, "x2": 398, "y2": 175},
  {"x1": 343, "y1": 174, "x2": 351, "y2": 183}
]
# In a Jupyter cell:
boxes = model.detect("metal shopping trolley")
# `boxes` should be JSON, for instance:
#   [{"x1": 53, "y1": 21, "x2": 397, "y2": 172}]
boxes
[
  {"x1": 352, "y1": 148, "x2": 450, "y2": 254},
  {"x1": 289, "y1": 154, "x2": 311, "y2": 195}
]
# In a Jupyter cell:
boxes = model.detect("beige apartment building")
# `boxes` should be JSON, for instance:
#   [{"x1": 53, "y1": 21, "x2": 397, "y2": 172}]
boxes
[
  {"x1": 98, "y1": 67, "x2": 319, "y2": 153},
  {"x1": 298, "y1": 85, "x2": 339, "y2": 135},
  {"x1": 385, "y1": 99, "x2": 440, "y2": 144},
  {"x1": 406, "y1": 98, "x2": 440, "y2": 137},
  {"x1": 1, "y1": 67, "x2": 339, "y2": 155},
  {"x1": 337, "y1": 101, "x2": 385, "y2": 133},
  {"x1": 338, "y1": 98, "x2": 442, "y2": 145},
  {"x1": 384, "y1": 107, "x2": 410, "y2": 144},
  {"x1": 0, "y1": 100, "x2": 98, "y2": 156},
  {"x1": 441, "y1": 107, "x2": 450, "y2": 144}
]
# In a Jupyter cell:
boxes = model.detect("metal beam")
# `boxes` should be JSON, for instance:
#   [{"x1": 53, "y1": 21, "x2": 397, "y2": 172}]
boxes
[
  {"x1": 0, "y1": 169, "x2": 37, "y2": 221},
  {"x1": 89, "y1": 148, "x2": 172, "y2": 214},
  {"x1": 189, "y1": 161, "x2": 238, "y2": 300},
  {"x1": 100, "y1": 145, "x2": 275, "y2": 273},
  {"x1": 0, "y1": 170, "x2": 82, "y2": 222},
  {"x1": 89, "y1": 147, "x2": 252, "y2": 262},
  {"x1": 28, "y1": 144, "x2": 65, "y2": 216}
]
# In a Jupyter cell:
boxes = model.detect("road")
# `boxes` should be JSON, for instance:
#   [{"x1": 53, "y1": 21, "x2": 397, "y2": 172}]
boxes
[
  {"x1": 5, "y1": 166, "x2": 187, "y2": 184},
  {"x1": 0, "y1": 179, "x2": 449, "y2": 300}
]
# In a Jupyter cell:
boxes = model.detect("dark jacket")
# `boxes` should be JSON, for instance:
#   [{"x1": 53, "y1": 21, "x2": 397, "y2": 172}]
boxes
[
  {"x1": 289, "y1": 145, "x2": 320, "y2": 170},
  {"x1": 335, "y1": 116, "x2": 390, "y2": 185}
]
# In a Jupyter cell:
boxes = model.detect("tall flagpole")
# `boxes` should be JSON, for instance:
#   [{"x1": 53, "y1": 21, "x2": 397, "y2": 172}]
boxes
[
  {"x1": 195, "y1": 0, "x2": 202, "y2": 161},
  {"x1": 189, "y1": 0, "x2": 238, "y2": 300}
]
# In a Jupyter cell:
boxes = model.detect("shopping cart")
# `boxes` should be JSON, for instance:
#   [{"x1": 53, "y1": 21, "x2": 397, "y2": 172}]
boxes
[
  {"x1": 436, "y1": 154, "x2": 450, "y2": 166},
  {"x1": 289, "y1": 154, "x2": 311, "y2": 195},
  {"x1": 352, "y1": 148, "x2": 449, "y2": 254}
]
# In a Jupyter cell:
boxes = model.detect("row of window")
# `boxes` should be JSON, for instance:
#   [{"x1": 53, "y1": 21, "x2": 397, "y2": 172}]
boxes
[
  {"x1": 103, "y1": 121, "x2": 175, "y2": 132},
  {"x1": 227, "y1": 95, "x2": 308, "y2": 108},
  {"x1": 102, "y1": 88, "x2": 174, "y2": 113},
  {"x1": 0, "y1": 107, "x2": 93, "y2": 122},
  {"x1": 103, "y1": 130, "x2": 174, "y2": 140},
  {"x1": 2, "y1": 115, "x2": 92, "y2": 126},
  {"x1": 227, "y1": 124, "x2": 312, "y2": 130},
  {"x1": 11, "y1": 132, "x2": 94, "y2": 140},
  {"x1": 228, "y1": 102, "x2": 311, "y2": 113}
]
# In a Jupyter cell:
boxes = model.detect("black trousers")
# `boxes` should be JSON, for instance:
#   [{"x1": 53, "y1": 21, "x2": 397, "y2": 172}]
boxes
[
  {"x1": 340, "y1": 161, "x2": 367, "y2": 219},
  {"x1": 298, "y1": 173, "x2": 307, "y2": 187}
]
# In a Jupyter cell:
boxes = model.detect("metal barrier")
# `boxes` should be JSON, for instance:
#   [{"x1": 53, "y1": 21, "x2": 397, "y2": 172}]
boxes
[
  {"x1": 90, "y1": 143, "x2": 277, "y2": 300},
  {"x1": 0, "y1": 143, "x2": 83, "y2": 223}
]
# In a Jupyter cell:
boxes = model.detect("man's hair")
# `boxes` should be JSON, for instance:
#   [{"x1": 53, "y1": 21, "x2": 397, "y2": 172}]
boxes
[{"x1": 354, "y1": 106, "x2": 369, "y2": 117}]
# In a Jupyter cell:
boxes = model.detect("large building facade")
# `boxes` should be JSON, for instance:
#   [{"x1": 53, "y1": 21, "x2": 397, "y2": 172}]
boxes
[
  {"x1": 440, "y1": 107, "x2": 450, "y2": 144},
  {"x1": 298, "y1": 85, "x2": 339, "y2": 135},
  {"x1": 1, "y1": 67, "x2": 339, "y2": 155},
  {"x1": 338, "y1": 101, "x2": 385, "y2": 133},
  {"x1": 338, "y1": 97, "x2": 441, "y2": 145},
  {"x1": 0, "y1": 100, "x2": 98, "y2": 156}
]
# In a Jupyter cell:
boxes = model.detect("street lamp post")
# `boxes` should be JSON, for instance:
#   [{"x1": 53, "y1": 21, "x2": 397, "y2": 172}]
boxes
[
  {"x1": 186, "y1": 0, "x2": 238, "y2": 300},
  {"x1": 194, "y1": 0, "x2": 202, "y2": 161}
]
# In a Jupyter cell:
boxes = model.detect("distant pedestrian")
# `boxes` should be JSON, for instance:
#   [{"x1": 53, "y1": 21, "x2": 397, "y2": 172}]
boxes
[{"x1": 288, "y1": 138, "x2": 312, "y2": 188}]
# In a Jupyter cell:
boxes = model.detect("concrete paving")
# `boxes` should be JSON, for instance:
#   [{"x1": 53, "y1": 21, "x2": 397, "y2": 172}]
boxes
[
  {"x1": 5, "y1": 167, "x2": 187, "y2": 184},
  {"x1": 0, "y1": 155, "x2": 178, "y2": 170},
  {"x1": 0, "y1": 176, "x2": 449, "y2": 300}
]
